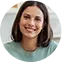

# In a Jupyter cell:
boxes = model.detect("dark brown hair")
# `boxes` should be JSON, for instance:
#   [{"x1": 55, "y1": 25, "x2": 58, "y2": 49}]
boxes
[{"x1": 11, "y1": 1, "x2": 53, "y2": 47}]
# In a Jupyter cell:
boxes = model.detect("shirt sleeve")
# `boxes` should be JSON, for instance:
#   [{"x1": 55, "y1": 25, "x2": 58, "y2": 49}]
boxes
[
  {"x1": 56, "y1": 45, "x2": 62, "y2": 62},
  {"x1": 50, "y1": 42, "x2": 62, "y2": 62}
]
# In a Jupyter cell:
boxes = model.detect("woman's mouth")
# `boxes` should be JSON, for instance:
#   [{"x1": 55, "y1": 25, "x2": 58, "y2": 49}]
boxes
[{"x1": 25, "y1": 27, "x2": 36, "y2": 32}]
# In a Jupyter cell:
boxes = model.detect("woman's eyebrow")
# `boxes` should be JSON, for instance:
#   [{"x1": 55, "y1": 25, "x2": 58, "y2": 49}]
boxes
[
  {"x1": 23, "y1": 13, "x2": 42, "y2": 18},
  {"x1": 23, "y1": 13, "x2": 30, "y2": 17},
  {"x1": 35, "y1": 16, "x2": 42, "y2": 18}
]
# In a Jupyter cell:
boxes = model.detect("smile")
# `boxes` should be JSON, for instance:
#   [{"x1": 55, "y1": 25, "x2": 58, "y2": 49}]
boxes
[{"x1": 25, "y1": 27, "x2": 36, "y2": 32}]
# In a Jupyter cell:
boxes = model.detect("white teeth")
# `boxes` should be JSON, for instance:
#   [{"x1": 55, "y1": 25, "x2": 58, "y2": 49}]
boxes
[
  {"x1": 26, "y1": 28, "x2": 34, "y2": 31},
  {"x1": 25, "y1": 27, "x2": 35, "y2": 32}
]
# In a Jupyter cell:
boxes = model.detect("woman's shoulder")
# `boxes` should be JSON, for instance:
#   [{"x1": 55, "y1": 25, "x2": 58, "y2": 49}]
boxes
[
  {"x1": 4, "y1": 41, "x2": 15, "y2": 47},
  {"x1": 48, "y1": 40, "x2": 58, "y2": 52},
  {"x1": 0, "y1": 42, "x2": 13, "y2": 62},
  {"x1": 49, "y1": 40, "x2": 58, "y2": 48},
  {"x1": 3, "y1": 41, "x2": 19, "y2": 52}
]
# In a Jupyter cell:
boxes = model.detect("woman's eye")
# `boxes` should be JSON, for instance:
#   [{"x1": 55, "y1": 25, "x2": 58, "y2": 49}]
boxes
[
  {"x1": 35, "y1": 18, "x2": 41, "y2": 21},
  {"x1": 24, "y1": 16, "x2": 30, "y2": 19}
]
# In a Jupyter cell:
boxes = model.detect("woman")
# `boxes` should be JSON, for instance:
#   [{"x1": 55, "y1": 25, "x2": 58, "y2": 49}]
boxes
[{"x1": 4, "y1": 1, "x2": 58, "y2": 62}]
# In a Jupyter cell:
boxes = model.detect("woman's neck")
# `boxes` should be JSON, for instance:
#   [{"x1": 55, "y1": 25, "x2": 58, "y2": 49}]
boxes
[{"x1": 21, "y1": 36, "x2": 38, "y2": 52}]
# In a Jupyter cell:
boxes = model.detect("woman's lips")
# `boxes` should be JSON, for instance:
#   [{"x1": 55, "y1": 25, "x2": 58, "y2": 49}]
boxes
[{"x1": 25, "y1": 27, "x2": 36, "y2": 32}]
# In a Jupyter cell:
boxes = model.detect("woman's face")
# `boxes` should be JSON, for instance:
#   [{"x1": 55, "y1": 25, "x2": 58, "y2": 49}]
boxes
[{"x1": 19, "y1": 6, "x2": 44, "y2": 39}]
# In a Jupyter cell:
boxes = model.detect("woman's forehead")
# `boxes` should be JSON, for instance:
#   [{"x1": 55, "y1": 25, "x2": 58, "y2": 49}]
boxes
[{"x1": 22, "y1": 6, "x2": 44, "y2": 17}]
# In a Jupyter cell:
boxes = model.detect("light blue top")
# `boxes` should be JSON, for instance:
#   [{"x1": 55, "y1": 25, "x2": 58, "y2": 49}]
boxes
[{"x1": 4, "y1": 41, "x2": 58, "y2": 62}]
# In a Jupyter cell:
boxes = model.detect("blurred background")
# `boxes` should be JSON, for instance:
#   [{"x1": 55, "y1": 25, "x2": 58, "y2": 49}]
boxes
[{"x1": 0, "y1": 2, "x2": 61, "y2": 44}]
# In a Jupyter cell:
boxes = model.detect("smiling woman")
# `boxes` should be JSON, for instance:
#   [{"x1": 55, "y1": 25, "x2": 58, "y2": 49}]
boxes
[
  {"x1": 19, "y1": 6, "x2": 44, "y2": 40},
  {"x1": 4, "y1": 1, "x2": 58, "y2": 62}
]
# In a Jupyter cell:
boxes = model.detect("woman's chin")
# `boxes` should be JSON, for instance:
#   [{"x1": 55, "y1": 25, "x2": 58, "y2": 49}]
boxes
[{"x1": 24, "y1": 34, "x2": 37, "y2": 39}]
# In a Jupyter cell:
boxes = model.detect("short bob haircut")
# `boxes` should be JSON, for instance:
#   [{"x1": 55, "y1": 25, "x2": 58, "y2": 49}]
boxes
[{"x1": 11, "y1": 1, "x2": 53, "y2": 47}]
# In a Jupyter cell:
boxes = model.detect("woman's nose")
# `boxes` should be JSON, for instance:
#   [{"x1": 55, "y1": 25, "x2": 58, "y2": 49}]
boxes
[{"x1": 28, "y1": 19, "x2": 35, "y2": 27}]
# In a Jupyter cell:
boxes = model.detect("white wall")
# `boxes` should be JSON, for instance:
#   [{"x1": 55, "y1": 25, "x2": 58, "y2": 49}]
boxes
[
  {"x1": 0, "y1": 13, "x2": 16, "y2": 44},
  {"x1": 48, "y1": 0, "x2": 62, "y2": 37}
]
